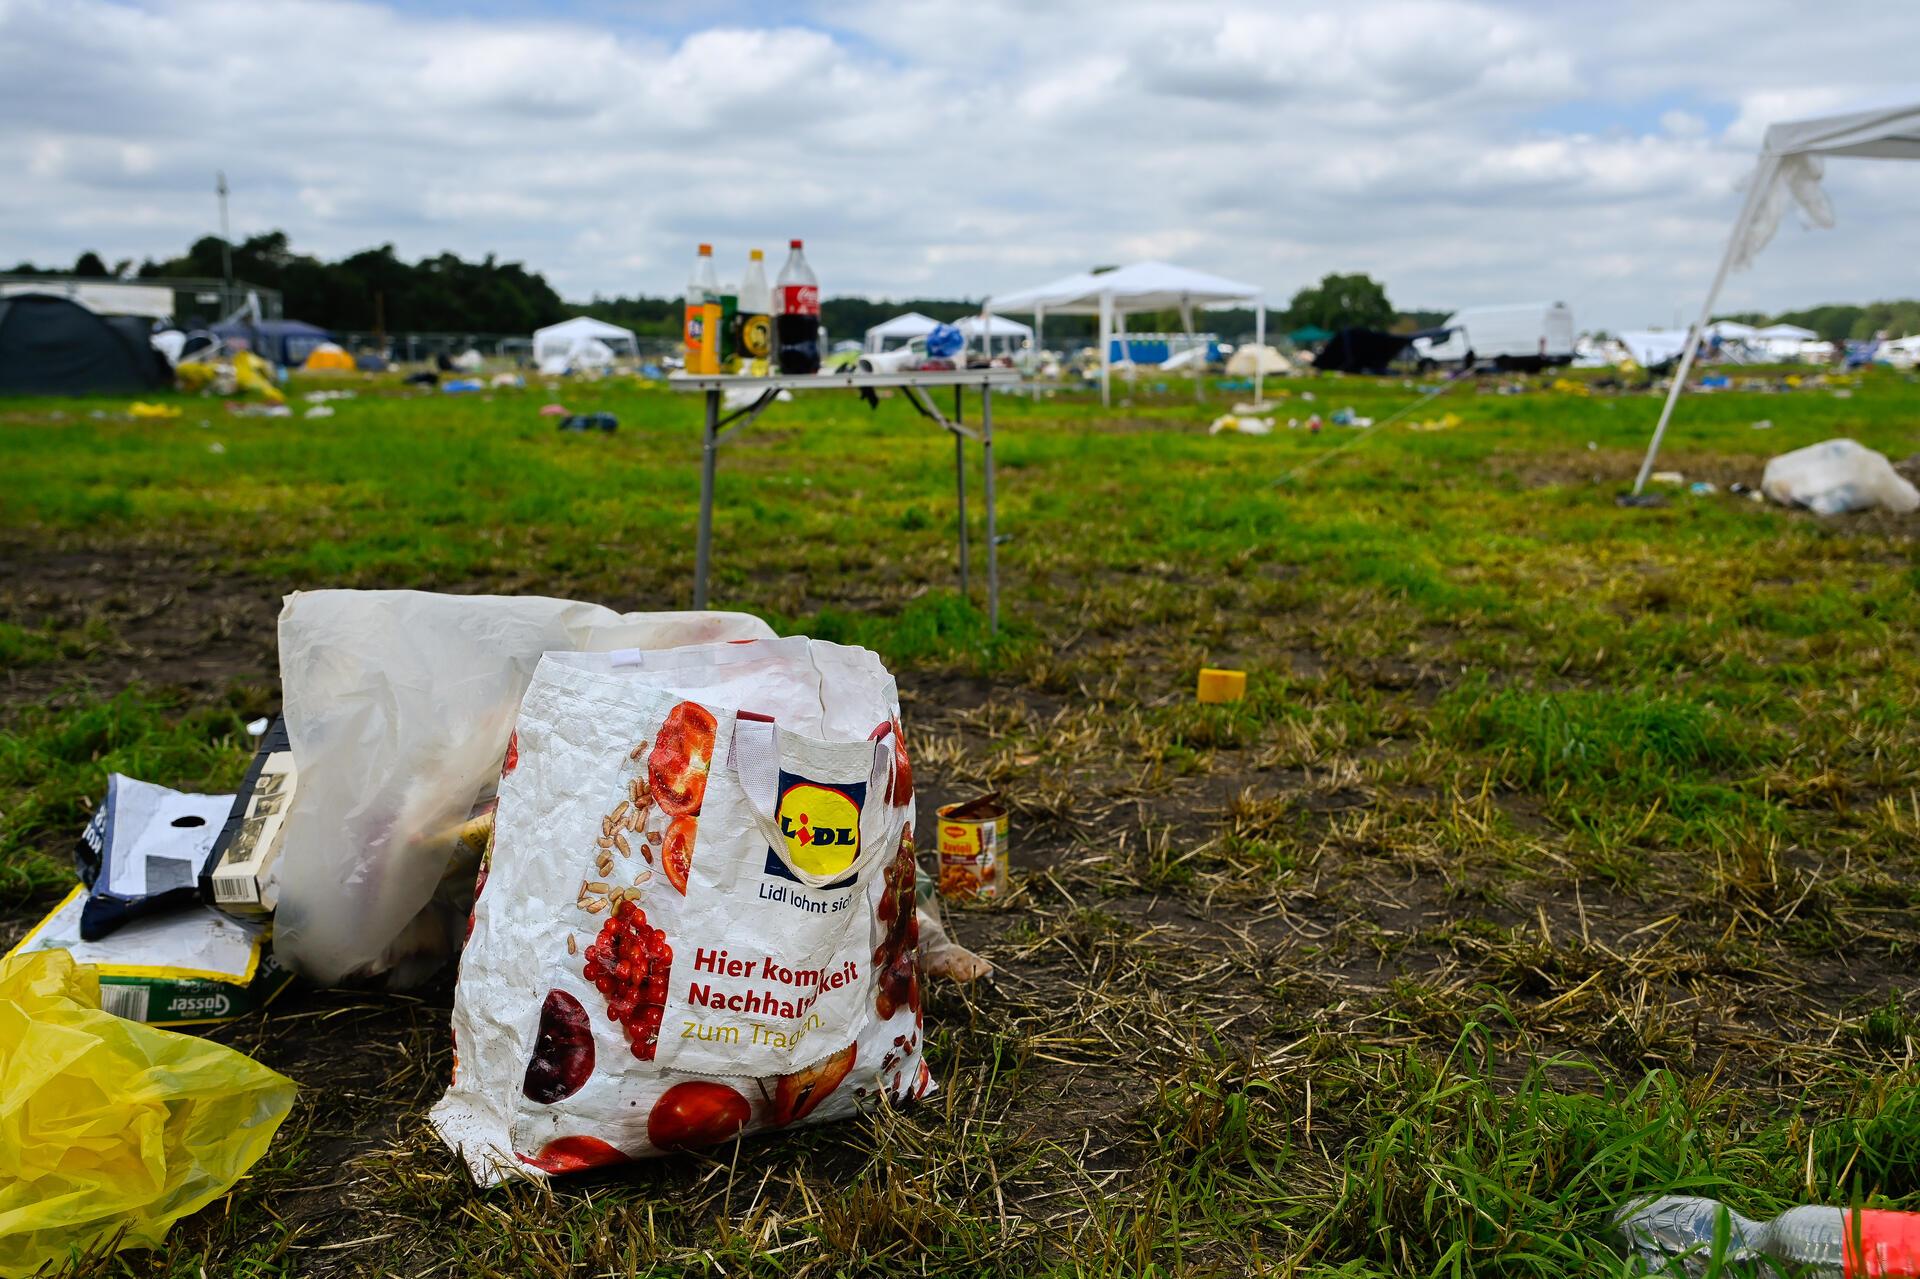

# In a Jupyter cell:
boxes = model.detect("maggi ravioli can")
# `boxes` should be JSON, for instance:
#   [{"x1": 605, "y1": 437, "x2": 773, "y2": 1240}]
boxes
[{"x1": 935, "y1": 794, "x2": 1009, "y2": 901}]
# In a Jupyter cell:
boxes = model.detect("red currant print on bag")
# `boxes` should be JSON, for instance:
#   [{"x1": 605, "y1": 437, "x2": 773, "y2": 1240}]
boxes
[{"x1": 582, "y1": 901, "x2": 673, "y2": 1061}]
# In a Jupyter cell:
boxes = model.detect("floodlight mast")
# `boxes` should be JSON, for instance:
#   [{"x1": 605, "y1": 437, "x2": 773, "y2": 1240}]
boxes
[{"x1": 216, "y1": 170, "x2": 234, "y2": 314}]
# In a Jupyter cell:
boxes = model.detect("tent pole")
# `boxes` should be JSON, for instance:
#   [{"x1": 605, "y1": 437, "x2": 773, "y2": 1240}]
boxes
[
  {"x1": 1180, "y1": 294, "x2": 1200, "y2": 404},
  {"x1": 1099, "y1": 294, "x2": 1112, "y2": 407},
  {"x1": 1632, "y1": 156, "x2": 1778, "y2": 494},
  {"x1": 1033, "y1": 307, "x2": 1044, "y2": 400},
  {"x1": 1116, "y1": 305, "x2": 1132, "y2": 402},
  {"x1": 1254, "y1": 299, "x2": 1266, "y2": 406}
]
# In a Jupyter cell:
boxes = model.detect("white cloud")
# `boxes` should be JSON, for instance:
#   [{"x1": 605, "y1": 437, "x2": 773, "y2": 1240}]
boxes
[{"x1": 2, "y1": 0, "x2": 1915, "y2": 330}]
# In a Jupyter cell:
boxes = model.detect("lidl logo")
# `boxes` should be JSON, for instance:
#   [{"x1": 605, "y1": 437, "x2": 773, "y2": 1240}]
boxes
[{"x1": 776, "y1": 782, "x2": 860, "y2": 876}]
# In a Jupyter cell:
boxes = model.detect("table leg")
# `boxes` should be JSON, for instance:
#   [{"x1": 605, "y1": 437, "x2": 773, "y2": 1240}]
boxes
[
  {"x1": 952, "y1": 385, "x2": 969, "y2": 598},
  {"x1": 695, "y1": 389, "x2": 717, "y2": 609},
  {"x1": 983, "y1": 386, "x2": 998, "y2": 632}
]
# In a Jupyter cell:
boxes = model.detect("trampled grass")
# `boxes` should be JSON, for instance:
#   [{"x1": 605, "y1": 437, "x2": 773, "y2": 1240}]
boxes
[{"x1": 1, "y1": 365, "x2": 1918, "y2": 1275}]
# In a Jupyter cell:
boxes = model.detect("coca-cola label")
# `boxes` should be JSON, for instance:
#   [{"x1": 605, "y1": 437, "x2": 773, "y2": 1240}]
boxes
[{"x1": 780, "y1": 285, "x2": 819, "y2": 317}]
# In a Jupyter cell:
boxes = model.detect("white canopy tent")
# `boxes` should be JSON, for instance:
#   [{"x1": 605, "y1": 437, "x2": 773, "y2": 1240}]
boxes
[
  {"x1": 956, "y1": 313, "x2": 1033, "y2": 357},
  {"x1": 533, "y1": 316, "x2": 638, "y2": 365},
  {"x1": 984, "y1": 261, "x2": 1266, "y2": 405},
  {"x1": 863, "y1": 312, "x2": 939, "y2": 353},
  {"x1": 1634, "y1": 101, "x2": 1920, "y2": 493}
]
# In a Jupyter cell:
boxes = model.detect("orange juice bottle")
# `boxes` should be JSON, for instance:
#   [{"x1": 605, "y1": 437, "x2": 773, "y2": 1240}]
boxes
[{"x1": 684, "y1": 244, "x2": 717, "y2": 373}]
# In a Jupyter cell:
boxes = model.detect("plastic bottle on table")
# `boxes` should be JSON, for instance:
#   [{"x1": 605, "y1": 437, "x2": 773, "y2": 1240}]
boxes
[
  {"x1": 1614, "y1": 1194, "x2": 1920, "y2": 1277},
  {"x1": 775, "y1": 239, "x2": 820, "y2": 375},
  {"x1": 684, "y1": 244, "x2": 718, "y2": 374},
  {"x1": 736, "y1": 249, "x2": 771, "y2": 376}
]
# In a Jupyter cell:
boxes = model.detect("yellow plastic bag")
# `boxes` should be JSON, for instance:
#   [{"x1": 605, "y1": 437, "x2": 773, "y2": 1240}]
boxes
[
  {"x1": 231, "y1": 351, "x2": 285, "y2": 404},
  {"x1": 0, "y1": 950, "x2": 295, "y2": 1277}
]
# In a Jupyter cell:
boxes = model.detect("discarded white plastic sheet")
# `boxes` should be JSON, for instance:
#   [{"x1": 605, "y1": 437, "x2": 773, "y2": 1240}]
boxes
[
  {"x1": 273, "y1": 591, "x2": 775, "y2": 987},
  {"x1": 1761, "y1": 438, "x2": 1920, "y2": 516}
]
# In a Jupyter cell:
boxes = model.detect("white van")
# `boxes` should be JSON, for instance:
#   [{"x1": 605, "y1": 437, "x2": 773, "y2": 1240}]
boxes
[{"x1": 1414, "y1": 302, "x2": 1575, "y2": 370}]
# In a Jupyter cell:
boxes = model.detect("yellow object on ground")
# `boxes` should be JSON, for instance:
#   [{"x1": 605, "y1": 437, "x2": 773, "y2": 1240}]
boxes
[
  {"x1": 301, "y1": 343, "x2": 355, "y2": 372},
  {"x1": 231, "y1": 351, "x2": 285, "y2": 404},
  {"x1": 1197, "y1": 668, "x2": 1247, "y2": 703},
  {"x1": 1549, "y1": 378, "x2": 1590, "y2": 396},
  {"x1": 1408, "y1": 412, "x2": 1462, "y2": 432},
  {"x1": 174, "y1": 362, "x2": 216, "y2": 393},
  {"x1": 0, "y1": 950, "x2": 295, "y2": 1277},
  {"x1": 128, "y1": 402, "x2": 180, "y2": 419}
]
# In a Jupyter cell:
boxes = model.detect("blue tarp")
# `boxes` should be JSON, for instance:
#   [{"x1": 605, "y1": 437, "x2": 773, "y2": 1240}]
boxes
[{"x1": 212, "y1": 318, "x2": 332, "y2": 367}]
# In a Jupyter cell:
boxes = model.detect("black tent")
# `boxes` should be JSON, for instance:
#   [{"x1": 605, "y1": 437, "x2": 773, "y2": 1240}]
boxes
[
  {"x1": 1313, "y1": 327, "x2": 1413, "y2": 375},
  {"x1": 0, "y1": 293, "x2": 171, "y2": 395}
]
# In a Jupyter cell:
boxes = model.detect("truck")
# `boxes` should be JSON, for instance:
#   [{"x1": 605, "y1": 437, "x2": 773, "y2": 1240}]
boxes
[{"x1": 1413, "y1": 302, "x2": 1575, "y2": 371}]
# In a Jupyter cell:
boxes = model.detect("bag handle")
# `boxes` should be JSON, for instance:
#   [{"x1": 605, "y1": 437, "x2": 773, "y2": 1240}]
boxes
[{"x1": 729, "y1": 715, "x2": 900, "y2": 890}]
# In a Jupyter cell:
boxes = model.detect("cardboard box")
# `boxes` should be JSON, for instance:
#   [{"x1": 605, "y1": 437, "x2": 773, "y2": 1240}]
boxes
[{"x1": 200, "y1": 717, "x2": 293, "y2": 919}]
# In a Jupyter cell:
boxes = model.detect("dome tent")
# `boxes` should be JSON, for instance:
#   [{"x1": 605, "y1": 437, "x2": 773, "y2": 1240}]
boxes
[
  {"x1": 303, "y1": 343, "x2": 356, "y2": 372},
  {"x1": 212, "y1": 317, "x2": 332, "y2": 367},
  {"x1": 0, "y1": 293, "x2": 171, "y2": 395},
  {"x1": 1225, "y1": 344, "x2": 1294, "y2": 376}
]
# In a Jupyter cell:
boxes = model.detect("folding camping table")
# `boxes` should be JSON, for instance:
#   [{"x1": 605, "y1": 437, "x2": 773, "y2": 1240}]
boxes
[{"x1": 670, "y1": 368, "x2": 1022, "y2": 630}]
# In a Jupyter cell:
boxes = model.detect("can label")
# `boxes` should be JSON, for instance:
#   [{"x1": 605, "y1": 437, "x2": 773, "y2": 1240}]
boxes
[
  {"x1": 739, "y1": 313, "x2": 771, "y2": 359},
  {"x1": 935, "y1": 797, "x2": 1008, "y2": 901}
]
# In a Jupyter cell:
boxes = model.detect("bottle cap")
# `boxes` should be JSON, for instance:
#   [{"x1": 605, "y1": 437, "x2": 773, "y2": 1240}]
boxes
[
  {"x1": 790, "y1": 239, "x2": 803, "y2": 249},
  {"x1": 750, "y1": 249, "x2": 763, "y2": 261},
  {"x1": 698, "y1": 243, "x2": 712, "y2": 254}
]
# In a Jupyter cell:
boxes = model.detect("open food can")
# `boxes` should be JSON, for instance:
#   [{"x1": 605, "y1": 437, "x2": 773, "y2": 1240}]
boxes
[{"x1": 936, "y1": 794, "x2": 1009, "y2": 901}]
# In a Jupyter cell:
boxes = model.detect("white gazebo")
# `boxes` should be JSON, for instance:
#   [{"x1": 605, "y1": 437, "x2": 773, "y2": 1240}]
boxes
[
  {"x1": 983, "y1": 261, "x2": 1266, "y2": 405},
  {"x1": 1633, "y1": 101, "x2": 1920, "y2": 493},
  {"x1": 863, "y1": 312, "x2": 939, "y2": 353},
  {"x1": 956, "y1": 313, "x2": 1033, "y2": 358},
  {"x1": 532, "y1": 316, "x2": 639, "y2": 365}
]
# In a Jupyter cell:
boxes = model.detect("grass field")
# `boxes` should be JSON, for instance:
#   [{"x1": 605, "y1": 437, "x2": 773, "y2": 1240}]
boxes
[{"x1": 3, "y1": 364, "x2": 1919, "y2": 1277}]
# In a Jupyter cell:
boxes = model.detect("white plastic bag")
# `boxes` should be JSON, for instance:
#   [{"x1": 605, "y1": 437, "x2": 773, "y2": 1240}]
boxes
[
  {"x1": 1761, "y1": 438, "x2": 1920, "y2": 516},
  {"x1": 274, "y1": 591, "x2": 775, "y2": 987},
  {"x1": 431, "y1": 637, "x2": 928, "y2": 1183}
]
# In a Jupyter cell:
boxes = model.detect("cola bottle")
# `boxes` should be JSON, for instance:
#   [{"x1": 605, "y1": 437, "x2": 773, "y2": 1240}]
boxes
[
  {"x1": 684, "y1": 244, "x2": 718, "y2": 374},
  {"x1": 735, "y1": 249, "x2": 772, "y2": 376},
  {"x1": 775, "y1": 239, "x2": 821, "y2": 374}
]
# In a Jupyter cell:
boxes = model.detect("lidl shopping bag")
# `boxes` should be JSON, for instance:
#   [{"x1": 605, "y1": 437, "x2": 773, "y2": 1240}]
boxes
[{"x1": 431, "y1": 638, "x2": 928, "y2": 1183}]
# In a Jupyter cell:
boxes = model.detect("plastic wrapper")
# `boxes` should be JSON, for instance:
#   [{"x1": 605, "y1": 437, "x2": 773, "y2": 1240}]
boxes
[
  {"x1": 0, "y1": 950, "x2": 295, "y2": 1276},
  {"x1": 273, "y1": 590, "x2": 775, "y2": 988},
  {"x1": 431, "y1": 637, "x2": 930, "y2": 1183},
  {"x1": 1761, "y1": 438, "x2": 1920, "y2": 516}
]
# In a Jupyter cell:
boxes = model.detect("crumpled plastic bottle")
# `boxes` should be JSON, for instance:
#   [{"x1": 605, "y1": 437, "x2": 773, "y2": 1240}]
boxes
[{"x1": 1614, "y1": 1194, "x2": 1920, "y2": 1277}]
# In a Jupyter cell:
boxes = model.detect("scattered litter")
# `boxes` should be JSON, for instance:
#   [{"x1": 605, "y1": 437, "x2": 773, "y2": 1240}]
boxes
[
  {"x1": 404, "y1": 370, "x2": 440, "y2": 387},
  {"x1": 1650, "y1": 470, "x2": 1685, "y2": 486},
  {"x1": 1586, "y1": 440, "x2": 1598, "y2": 450},
  {"x1": 1762, "y1": 438, "x2": 1920, "y2": 515},
  {"x1": 1549, "y1": 378, "x2": 1591, "y2": 396},
  {"x1": 303, "y1": 389, "x2": 356, "y2": 403},
  {"x1": 0, "y1": 948, "x2": 294, "y2": 1275},
  {"x1": 8, "y1": 888, "x2": 294, "y2": 1025},
  {"x1": 245, "y1": 716, "x2": 269, "y2": 735},
  {"x1": 1832, "y1": 387, "x2": 1854, "y2": 398},
  {"x1": 129, "y1": 401, "x2": 180, "y2": 419},
  {"x1": 1614, "y1": 1194, "x2": 1920, "y2": 1277},
  {"x1": 1301, "y1": 391, "x2": 1316, "y2": 401},
  {"x1": 1407, "y1": 413, "x2": 1462, "y2": 433},
  {"x1": 225, "y1": 401, "x2": 290, "y2": 417},
  {"x1": 1197, "y1": 667, "x2": 1247, "y2": 703},
  {"x1": 442, "y1": 378, "x2": 483, "y2": 394},
  {"x1": 1330, "y1": 407, "x2": 1374, "y2": 427},
  {"x1": 74, "y1": 775, "x2": 232, "y2": 940},
  {"x1": 1698, "y1": 374, "x2": 1731, "y2": 389},
  {"x1": 538, "y1": 403, "x2": 569, "y2": 416},
  {"x1": 302, "y1": 404, "x2": 334, "y2": 419},
  {"x1": 936, "y1": 794, "x2": 1010, "y2": 902},
  {"x1": 430, "y1": 637, "x2": 930, "y2": 1182},
  {"x1": 1306, "y1": 414, "x2": 1324, "y2": 433},
  {"x1": 558, "y1": 412, "x2": 618, "y2": 433},
  {"x1": 1616, "y1": 492, "x2": 1669, "y2": 508},
  {"x1": 1689, "y1": 481, "x2": 1717, "y2": 496},
  {"x1": 202, "y1": 718, "x2": 293, "y2": 920},
  {"x1": 1751, "y1": 418, "x2": 1774, "y2": 430},
  {"x1": 1208, "y1": 414, "x2": 1273, "y2": 435},
  {"x1": 490, "y1": 372, "x2": 525, "y2": 389},
  {"x1": 1730, "y1": 481, "x2": 1764, "y2": 502},
  {"x1": 206, "y1": 441, "x2": 225, "y2": 454}
]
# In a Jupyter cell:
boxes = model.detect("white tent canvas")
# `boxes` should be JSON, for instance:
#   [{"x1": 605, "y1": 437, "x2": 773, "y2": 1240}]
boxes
[
  {"x1": 1225, "y1": 344, "x2": 1293, "y2": 376},
  {"x1": 533, "y1": 316, "x2": 638, "y2": 364},
  {"x1": 1635, "y1": 101, "x2": 1920, "y2": 491},
  {"x1": 984, "y1": 261, "x2": 1265, "y2": 405},
  {"x1": 863, "y1": 312, "x2": 938, "y2": 353},
  {"x1": 956, "y1": 313, "x2": 1032, "y2": 357}
]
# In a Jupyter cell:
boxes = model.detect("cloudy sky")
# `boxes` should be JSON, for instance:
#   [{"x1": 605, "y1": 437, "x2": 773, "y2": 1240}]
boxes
[{"x1": 3, "y1": 0, "x2": 1916, "y2": 329}]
